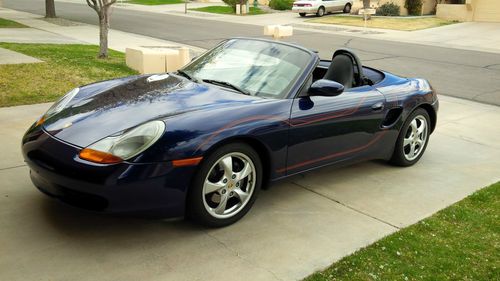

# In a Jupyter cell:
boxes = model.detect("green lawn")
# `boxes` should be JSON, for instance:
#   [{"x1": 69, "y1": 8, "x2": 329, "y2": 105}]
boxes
[
  {"x1": 0, "y1": 44, "x2": 137, "y2": 107},
  {"x1": 126, "y1": 0, "x2": 184, "y2": 5},
  {"x1": 190, "y1": 6, "x2": 266, "y2": 15},
  {"x1": 305, "y1": 182, "x2": 500, "y2": 280},
  {"x1": 308, "y1": 16, "x2": 457, "y2": 31},
  {"x1": 0, "y1": 17, "x2": 28, "y2": 28}
]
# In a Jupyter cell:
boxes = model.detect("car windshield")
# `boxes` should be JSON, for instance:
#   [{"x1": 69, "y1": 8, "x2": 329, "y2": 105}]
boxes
[{"x1": 180, "y1": 39, "x2": 312, "y2": 98}]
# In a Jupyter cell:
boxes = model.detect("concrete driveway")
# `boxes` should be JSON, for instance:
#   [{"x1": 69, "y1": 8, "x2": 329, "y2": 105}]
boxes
[{"x1": 1, "y1": 95, "x2": 499, "y2": 281}]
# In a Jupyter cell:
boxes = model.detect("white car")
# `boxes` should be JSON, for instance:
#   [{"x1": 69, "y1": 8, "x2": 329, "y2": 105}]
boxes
[{"x1": 292, "y1": 0, "x2": 353, "y2": 17}]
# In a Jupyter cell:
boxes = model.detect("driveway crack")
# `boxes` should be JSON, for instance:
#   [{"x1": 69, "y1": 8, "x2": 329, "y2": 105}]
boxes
[
  {"x1": 204, "y1": 231, "x2": 285, "y2": 281},
  {"x1": 291, "y1": 182, "x2": 400, "y2": 230},
  {"x1": 0, "y1": 164, "x2": 26, "y2": 171},
  {"x1": 343, "y1": 38, "x2": 354, "y2": 47}
]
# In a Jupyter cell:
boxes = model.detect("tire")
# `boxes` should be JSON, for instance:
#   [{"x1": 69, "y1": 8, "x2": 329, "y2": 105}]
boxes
[
  {"x1": 343, "y1": 3, "x2": 351, "y2": 13},
  {"x1": 187, "y1": 143, "x2": 262, "y2": 227},
  {"x1": 299, "y1": 13, "x2": 306, "y2": 17},
  {"x1": 390, "y1": 108, "x2": 431, "y2": 167},
  {"x1": 316, "y1": 6, "x2": 325, "y2": 17}
]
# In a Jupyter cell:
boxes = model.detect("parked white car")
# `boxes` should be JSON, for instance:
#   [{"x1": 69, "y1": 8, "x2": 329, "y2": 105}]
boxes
[{"x1": 292, "y1": 0, "x2": 353, "y2": 17}]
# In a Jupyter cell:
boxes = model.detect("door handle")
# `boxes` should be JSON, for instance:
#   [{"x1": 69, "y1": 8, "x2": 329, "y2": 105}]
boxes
[{"x1": 371, "y1": 102, "x2": 384, "y2": 112}]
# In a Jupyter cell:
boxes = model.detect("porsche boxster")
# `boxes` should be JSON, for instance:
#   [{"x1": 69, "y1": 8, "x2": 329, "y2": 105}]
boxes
[{"x1": 22, "y1": 38, "x2": 438, "y2": 227}]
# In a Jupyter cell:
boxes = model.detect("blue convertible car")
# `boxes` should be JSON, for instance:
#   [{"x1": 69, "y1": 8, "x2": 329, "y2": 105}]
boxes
[{"x1": 22, "y1": 38, "x2": 438, "y2": 227}]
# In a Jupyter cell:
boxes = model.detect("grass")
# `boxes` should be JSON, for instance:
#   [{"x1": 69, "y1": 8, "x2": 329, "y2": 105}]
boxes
[
  {"x1": 305, "y1": 182, "x2": 500, "y2": 281},
  {"x1": 307, "y1": 16, "x2": 458, "y2": 31},
  {"x1": 0, "y1": 17, "x2": 28, "y2": 28},
  {"x1": 0, "y1": 43, "x2": 137, "y2": 107},
  {"x1": 126, "y1": 0, "x2": 184, "y2": 5},
  {"x1": 190, "y1": 6, "x2": 266, "y2": 15}
]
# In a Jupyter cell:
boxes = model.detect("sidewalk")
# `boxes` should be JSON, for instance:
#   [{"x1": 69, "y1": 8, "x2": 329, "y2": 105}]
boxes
[
  {"x1": 52, "y1": 0, "x2": 500, "y2": 54},
  {"x1": 0, "y1": 7, "x2": 205, "y2": 54}
]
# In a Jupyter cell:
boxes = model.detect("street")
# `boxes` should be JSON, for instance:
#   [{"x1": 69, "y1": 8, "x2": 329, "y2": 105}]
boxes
[{"x1": 4, "y1": 0, "x2": 500, "y2": 105}]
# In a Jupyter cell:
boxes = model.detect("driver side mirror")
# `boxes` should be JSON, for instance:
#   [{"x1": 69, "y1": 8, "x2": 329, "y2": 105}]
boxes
[{"x1": 308, "y1": 79, "x2": 344, "y2": 97}]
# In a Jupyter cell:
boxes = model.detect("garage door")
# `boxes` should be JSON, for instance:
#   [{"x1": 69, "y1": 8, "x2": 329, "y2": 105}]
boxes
[{"x1": 474, "y1": 0, "x2": 500, "y2": 22}]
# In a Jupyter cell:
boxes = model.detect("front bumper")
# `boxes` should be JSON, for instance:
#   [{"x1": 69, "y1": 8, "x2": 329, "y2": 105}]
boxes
[
  {"x1": 22, "y1": 127, "x2": 197, "y2": 217},
  {"x1": 292, "y1": 7, "x2": 317, "y2": 13}
]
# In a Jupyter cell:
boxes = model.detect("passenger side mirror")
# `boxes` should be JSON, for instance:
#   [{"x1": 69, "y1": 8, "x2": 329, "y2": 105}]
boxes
[{"x1": 308, "y1": 79, "x2": 344, "y2": 97}]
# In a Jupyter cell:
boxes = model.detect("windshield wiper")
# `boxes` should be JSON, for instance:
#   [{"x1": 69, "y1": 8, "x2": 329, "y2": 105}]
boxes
[
  {"x1": 177, "y1": 70, "x2": 198, "y2": 82},
  {"x1": 202, "y1": 79, "x2": 251, "y2": 96}
]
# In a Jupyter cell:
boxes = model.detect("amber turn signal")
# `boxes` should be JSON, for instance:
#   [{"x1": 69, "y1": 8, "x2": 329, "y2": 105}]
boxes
[
  {"x1": 35, "y1": 115, "x2": 45, "y2": 127},
  {"x1": 79, "y1": 148, "x2": 123, "y2": 164},
  {"x1": 172, "y1": 157, "x2": 203, "y2": 167}
]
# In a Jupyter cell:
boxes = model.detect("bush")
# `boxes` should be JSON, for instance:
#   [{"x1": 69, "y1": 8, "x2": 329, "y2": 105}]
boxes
[
  {"x1": 376, "y1": 2, "x2": 400, "y2": 16},
  {"x1": 269, "y1": 0, "x2": 294, "y2": 10},
  {"x1": 405, "y1": 0, "x2": 423, "y2": 15},
  {"x1": 222, "y1": 0, "x2": 239, "y2": 10}
]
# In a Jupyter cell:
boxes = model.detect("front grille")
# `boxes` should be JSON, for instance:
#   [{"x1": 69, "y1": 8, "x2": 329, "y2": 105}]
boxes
[{"x1": 55, "y1": 185, "x2": 109, "y2": 211}]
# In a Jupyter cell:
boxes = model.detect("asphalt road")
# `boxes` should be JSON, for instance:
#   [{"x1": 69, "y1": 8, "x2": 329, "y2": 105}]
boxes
[{"x1": 4, "y1": 0, "x2": 500, "y2": 105}]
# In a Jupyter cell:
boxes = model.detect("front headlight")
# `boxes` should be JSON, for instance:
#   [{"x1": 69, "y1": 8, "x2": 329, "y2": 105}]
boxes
[{"x1": 79, "y1": 120, "x2": 166, "y2": 164}]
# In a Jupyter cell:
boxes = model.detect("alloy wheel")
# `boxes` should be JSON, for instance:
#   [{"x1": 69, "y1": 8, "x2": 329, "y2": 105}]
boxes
[
  {"x1": 202, "y1": 152, "x2": 256, "y2": 219},
  {"x1": 403, "y1": 115, "x2": 428, "y2": 161}
]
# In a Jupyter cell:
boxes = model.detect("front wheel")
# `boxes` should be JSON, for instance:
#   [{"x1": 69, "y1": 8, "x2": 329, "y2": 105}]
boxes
[
  {"x1": 316, "y1": 6, "x2": 325, "y2": 17},
  {"x1": 390, "y1": 108, "x2": 431, "y2": 166},
  {"x1": 299, "y1": 13, "x2": 306, "y2": 17},
  {"x1": 187, "y1": 143, "x2": 262, "y2": 227},
  {"x1": 343, "y1": 3, "x2": 351, "y2": 13}
]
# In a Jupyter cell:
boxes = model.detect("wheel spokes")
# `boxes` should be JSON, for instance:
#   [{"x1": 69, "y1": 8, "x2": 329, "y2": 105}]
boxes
[
  {"x1": 417, "y1": 120, "x2": 426, "y2": 135},
  {"x1": 410, "y1": 119, "x2": 418, "y2": 134},
  {"x1": 213, "y1": 193, "x2": 228, "y2": 215},
  {"x1": 219, "y1": 156, "x2": 233, "y2": 178},
  {"x1": 409, "y1": 143, "x2": 416, "y2": 157},
  {"x1": 233, "y1": 187, "x2": 249, "y2": 202},
  {"x1": 235, "y1": 160, "x2": 252, "y2": 181},
  {"x1": 204, "y1": 180, "x2": 225, "y2": 194},
  {"x1": 403, "y1": 137, "x2": 412, "y2": 147}
]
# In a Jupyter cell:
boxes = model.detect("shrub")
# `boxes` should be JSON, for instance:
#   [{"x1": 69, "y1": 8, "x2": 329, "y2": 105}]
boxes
[
  {"x1": 405, "y1": 0, "x2": 423, "y2": 16},
  {"x1": 222, "y1": 0, "x2": 240, "y2": 10},
  {"x1": 377, "y1": 2, "x2": 400, "y2": 16},
  {"x1": 269, "y1": 0, "x2": 294, "y2": 10}
]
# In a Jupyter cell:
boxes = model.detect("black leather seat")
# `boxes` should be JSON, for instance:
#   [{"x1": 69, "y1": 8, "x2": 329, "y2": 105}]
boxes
[{"x1": 323, "y1": 54, "x2": 354, "y2": 89}]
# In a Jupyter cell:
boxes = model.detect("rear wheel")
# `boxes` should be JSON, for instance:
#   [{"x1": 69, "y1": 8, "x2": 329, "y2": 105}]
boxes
[
  {"x1": 299, "y1": 13, "x2": 306, "y2": 17},
  {"x1": 343, "y1": 3, "x2": 352, "y2": 13},
  {"x1": 316, "y1": 6, "x2": 325, "y2": 17},
  {"x1": 390, "y1": 108, "x2": 431, "y2": 166},
  {"x1": 187, "y1": 143, "x2": 262, "y2": 227}
]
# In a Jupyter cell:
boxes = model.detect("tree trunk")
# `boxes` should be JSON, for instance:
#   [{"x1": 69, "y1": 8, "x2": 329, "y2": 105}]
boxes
[
  {"x1": 98, "y1": 7, "x2": 110, "y2": 59},
  {"x1": 45, "y1": 0, "x2": 57, "y2": 18}
]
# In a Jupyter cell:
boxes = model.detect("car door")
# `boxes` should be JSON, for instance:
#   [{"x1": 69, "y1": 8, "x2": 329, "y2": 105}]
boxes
[
  {"x1": 322, "y1": 0, "x2": 336, "y2": 12},
  {"x1": 285, "y1": 85, "x2": 386, "y2": 174}
]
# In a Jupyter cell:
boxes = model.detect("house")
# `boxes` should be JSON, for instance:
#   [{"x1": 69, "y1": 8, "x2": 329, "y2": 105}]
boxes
[
  {"x1": 437, "y1": 0, "x2": 500, "y2": 22},
  {"x1": 351, "y1": 0, "x2": 437, "y2": 16}
]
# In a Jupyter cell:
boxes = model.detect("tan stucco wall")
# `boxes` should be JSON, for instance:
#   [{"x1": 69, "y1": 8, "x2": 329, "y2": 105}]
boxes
[
  {"x1": 436, "y1": 4, "x2": 473, "y2": 21},
  {"x1": 436, "y1": 0, "x2": 500, "y2": 22},
  {"x1": 472, "y1": 0, "x2": 500, "y2": 22},
  {"x1": 352, "y1": 0, "x2": 437, "y2": 16}
]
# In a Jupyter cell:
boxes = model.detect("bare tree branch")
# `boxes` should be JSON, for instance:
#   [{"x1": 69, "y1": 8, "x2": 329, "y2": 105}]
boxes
[
  {"x1": 86, "y1": 0, "x2": 98, "y2": 11},
  {"x1": 105, "y1": 0, "x2": 117, "y2": 7}
]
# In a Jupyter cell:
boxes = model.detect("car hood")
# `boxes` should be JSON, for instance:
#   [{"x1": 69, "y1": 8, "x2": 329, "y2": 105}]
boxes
[{"x1": 43, "y1": 74, "x2": 266, "y2": 147}]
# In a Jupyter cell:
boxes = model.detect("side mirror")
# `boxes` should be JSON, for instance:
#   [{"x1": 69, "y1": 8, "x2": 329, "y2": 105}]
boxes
[{"x1": 308, "y1": 79, "x2": 344, "y2": 97}]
